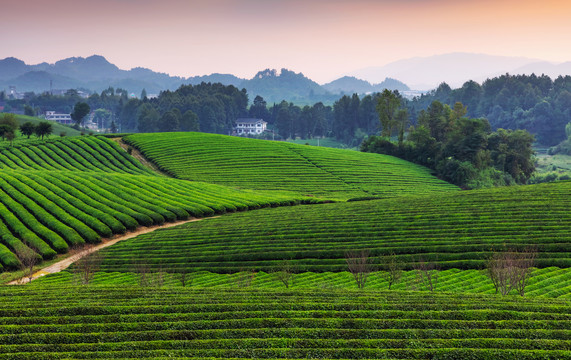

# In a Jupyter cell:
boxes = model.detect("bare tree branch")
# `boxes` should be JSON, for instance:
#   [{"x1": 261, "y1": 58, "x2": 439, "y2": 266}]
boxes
[{"x1": 345, "y1": 249, "x2": 372, "y2": 289}]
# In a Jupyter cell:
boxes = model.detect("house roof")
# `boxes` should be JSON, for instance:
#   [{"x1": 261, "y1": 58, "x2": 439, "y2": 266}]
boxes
[{"x1": 236, "y1": 118, "x2": 266, "y2": 124}]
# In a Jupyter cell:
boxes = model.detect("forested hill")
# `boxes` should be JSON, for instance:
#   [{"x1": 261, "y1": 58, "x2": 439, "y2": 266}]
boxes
[{"x1": 408, "y1": 74, "x2": 571, "y2": 146}]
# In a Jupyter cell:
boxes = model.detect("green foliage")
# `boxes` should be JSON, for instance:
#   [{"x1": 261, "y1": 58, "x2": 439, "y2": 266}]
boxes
[
  {"x1": 36, "y1": 267, "x2": 571, "y2": 298},
  {"x1": 0, "y1": 134, "x2": 318, "y2": 271},
  {"x1": 376, "y1": 89, "x2": 406, "y2": 137},
  {"x1": 0, "y1": 286, "x2": 568, "y2": 358},
  {"x1": 70, "y1": 102, "x2": 90, "y2": 126},
  {"x1": 19, "y1": 121, "x2": 35, "y2": 139},
  {"x1": 94, "y1": 181, "x2": 571, "y2": 273},
  {"x1": 125, "y1": 132, "x2": 458, "y2": 200},
  {"x1": 362, "y1": 100, "x2": 536, "y2": 188},
  {"x1": 33, "y1": 121, "x2": 52, "y2": 140},
  {"x1": 410, "y1": 74, "x2": 571, "y2": 146}
]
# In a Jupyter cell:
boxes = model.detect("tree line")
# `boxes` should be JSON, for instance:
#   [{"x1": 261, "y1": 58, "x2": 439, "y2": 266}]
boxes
[
  {"x1": 2, "y1": 74, "x2": 566, "y2": 152},
  {"x1": 362, "y1": 90, "x2": 535, "y2": 189},
  {"x1": 409, "y1": 74, "x2": 571, "y2": 146},
  {"x1": 0, "y1": 114, "x2": 54, "y2": 145}
]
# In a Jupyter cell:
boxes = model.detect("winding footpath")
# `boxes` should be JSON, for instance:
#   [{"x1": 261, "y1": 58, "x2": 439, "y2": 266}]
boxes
[{"x1": 8, "y1": 217, "x2": 217, "y2": 285}]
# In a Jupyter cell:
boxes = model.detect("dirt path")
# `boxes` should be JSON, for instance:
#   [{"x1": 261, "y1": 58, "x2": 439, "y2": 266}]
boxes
[
  {"x1": 110, "y1": 137, "x2": 167, "y2": 175},
  {"x1": 8, "y1": 217, "x2": 216, "y2": 285}
]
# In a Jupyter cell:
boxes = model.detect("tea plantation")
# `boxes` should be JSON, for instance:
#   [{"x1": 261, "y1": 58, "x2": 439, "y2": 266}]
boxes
[
  {"x1": 0, "y1": 131, "x2": 569, "y2": 358},
  {"x1": 36, "y1": 267, "x2": 571, "y2": 298},
  {"x1": 92, "y1": 180, "x2": 571, "y2": 273},
  {"x1": 0, "y1": 286, "x2": 569, "y2": 359},
  {"x1": 124, "y1": 132, "x2": 459, "y2": 200},
  {"x1": 0, "y1": 136, "x2": 321, "y2": 271}
]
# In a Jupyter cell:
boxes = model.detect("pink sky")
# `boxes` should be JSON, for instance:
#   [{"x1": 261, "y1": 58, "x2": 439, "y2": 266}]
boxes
[{"x1": 3, "y1": 0, "x2": 571, "y2": 83}]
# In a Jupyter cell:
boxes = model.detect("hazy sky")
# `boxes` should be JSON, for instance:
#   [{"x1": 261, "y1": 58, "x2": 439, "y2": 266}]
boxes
[{"x1": 3, "y1": 0, "x2": 570, "y2": 83}]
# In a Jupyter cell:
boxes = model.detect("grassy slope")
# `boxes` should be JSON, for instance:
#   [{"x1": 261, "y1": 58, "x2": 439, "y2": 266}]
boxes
[
  {"x1": 0, "y1": 136, "x2": 318, "y2": 273},
  {"x1": 92, "y1": 181, "x2": 571, "y2": 273},
  {"x1": 125, "y1": 132, "x2": 459, "y2": 200},
  {"x1": 0, "y1": 115, "x2": 82, "y2": 150},
  {"x1": 0, "y1": 286, "x2": 568, "y2": 359}
]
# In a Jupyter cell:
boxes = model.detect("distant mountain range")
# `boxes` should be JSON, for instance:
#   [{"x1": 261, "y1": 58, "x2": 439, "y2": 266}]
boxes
[
  {"x1": 349, "y1": 52, "x2": 571, "y2": 90},
  {"x1": 3, "y1": 53, "x2": 568, "y2": 101},
  {"x1": 0, "y1": 55, "x2": 408, "y2": 104}
]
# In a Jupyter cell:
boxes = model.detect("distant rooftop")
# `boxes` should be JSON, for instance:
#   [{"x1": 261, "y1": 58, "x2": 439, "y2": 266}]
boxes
[{"x1": 236, "y1": 118, "x2": 266, "y2": 124}]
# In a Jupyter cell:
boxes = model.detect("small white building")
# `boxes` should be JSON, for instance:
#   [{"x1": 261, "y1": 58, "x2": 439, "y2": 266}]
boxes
[
  {"x1": 45, "y1": 111, "x2": 73, "y2": 125},
  {"x1": 234, "y1": 118, "x2": 267, "y2": 135}
]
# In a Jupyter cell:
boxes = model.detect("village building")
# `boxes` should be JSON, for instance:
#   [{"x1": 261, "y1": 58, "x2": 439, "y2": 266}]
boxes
[
  {"x1": 234, "y1": 118, "x2": 267, "y2": 135},
  {"x1": 45, "y1": 111, "x2": 73, "y2": 125}
]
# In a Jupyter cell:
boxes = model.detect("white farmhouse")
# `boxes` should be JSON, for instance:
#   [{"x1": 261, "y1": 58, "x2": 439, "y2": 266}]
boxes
[
  {"x1": 234, "y1": 118, "x2": 267, "y2": 135},
  {"x1": 45, "y1": 111, "x2": 73, "y2": 125}
]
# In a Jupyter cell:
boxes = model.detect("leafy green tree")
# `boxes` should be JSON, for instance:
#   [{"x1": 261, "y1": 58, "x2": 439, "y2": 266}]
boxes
[
  {"x1": 488, "y1": 129, "x2": 535, "y2": 183},
  {"x1": 0, "y1": 113, "x2": 18, "y2": 131},
  {"x1": 180, "y1": 110, "x2": 200, "y2": 132},
  {"x1": 19, "y1": 121, "x2": 36, "y2": 139},
  {"x1": 417, "y1": 101, "x2": 452, "y2": 142},
  {"x1": 5, "y1": 130, "x2": 15, "y2": 146},
  {"x1": 92, "y1": 109, "x2": 112, "y2": 129},
  {"x1": 0, "y1": 124, "x2": 14, "y2": 141},
  {"x1": 376, "y1": 89, "x2": 403, "y2": 137},
  {"x1": 140, "y1": 88, "x2": 148, "y2": 100},
  {"x1": 276, "y1": 101, "x2": 293, "y2": 139},
  {"x1": 158, "y1": 110, "x2": 180, "y2": 132},
  {"x1": 249, "y1": 95, "x2": 270, "y2": 120},
  {"x1": 34, "y1": 121, "x2": 53, "y2": 140},
  {"x1": 137, "y1": 104, "x2": 160, "y2": 133},
  {"x1": 24, "y1": 105, "x2": 35, "y2": 117},
  {"x1": 71, "y1": 102, "x2": 91, "y2": 127}
]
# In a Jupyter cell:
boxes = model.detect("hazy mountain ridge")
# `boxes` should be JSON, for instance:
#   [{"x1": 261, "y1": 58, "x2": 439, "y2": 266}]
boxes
[
  {"x1": 348, "y1": 53, "x2": 567, "y2": 90},
  {"x1": 0, "y1": 55, "x2": 409, "y2": 103},
  {"x1": 322, "y1": 76, "x2": 410, "y2": 95}
]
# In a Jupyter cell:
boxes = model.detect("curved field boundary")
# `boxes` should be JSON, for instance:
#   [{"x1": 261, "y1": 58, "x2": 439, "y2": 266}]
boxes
[
  {"x1": 7, "y1": 217, "x2": 217, "y2": 285},
  {"x1": 94, "y1": 180, "x2": 571, "y2": 273},
  {"x1": 0, "y1": 170, "x2": 318, "y2": 270}
]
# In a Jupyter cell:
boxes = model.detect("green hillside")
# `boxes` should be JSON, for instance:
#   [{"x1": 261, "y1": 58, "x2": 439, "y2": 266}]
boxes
[
  {"x1": 0, "y1": 136, "x2": 318, "y2": 272},
  {"x1": 93, "y1": 181, "x2": 571, "y2": 273},
  {"x1": 124, "y1": 132, "x2": 459, "y2": 200},
  {"x1": 0, "y1": 115, "x2": 82, "y2": 150},
  {"x1": 0, "y1": 286, "x2": 569, "y2": 359},
  {"x1": 0, "y1": 136, "x2": 152, "y2": 174}
]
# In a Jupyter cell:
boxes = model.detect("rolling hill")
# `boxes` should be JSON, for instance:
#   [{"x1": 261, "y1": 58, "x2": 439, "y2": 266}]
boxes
[
  {"x1": 0, "y1": 130, "x2": 569, "y2": 358},
  {"x1": 124, "y1": 132, "x2": 459, "y2": 200},
  {"x1": 89, "y1": 180, "x2": 571, "y2": 273},
  {"x1": 0, "y1": 135, "x2": 319, "y2": 271}
]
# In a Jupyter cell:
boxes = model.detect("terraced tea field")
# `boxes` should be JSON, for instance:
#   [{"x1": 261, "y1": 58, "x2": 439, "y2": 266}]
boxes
[
  {"x1": 0, "y1": 286, "x2": 569, "y2": 359},
  {"x1": 124, "y1": 132, "x2": 459, "y2": 200},
  {"x1": 0, "y1": 136, "x2": 152, "y2": 174},
  {"x1": 93, "y1": 180, "x2": 571, "y2": 273},
  {"x1": 36, "y1": 267, "x2": 571, "y2": 298},
  {"x1": 0, "y1": 136, "x2": 319, "y2": 272}
]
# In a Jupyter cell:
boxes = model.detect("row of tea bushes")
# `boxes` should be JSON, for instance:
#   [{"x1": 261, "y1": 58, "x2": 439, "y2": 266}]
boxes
[
  {"x1": 36, "y1": 267, "x2": 571, "y2": 298},
  {"x1": 0, "y1": 286, "x2": 568, "y2": 359},
  {"x1": 95, "y1": 181, "x2": 571, "y2": 273},
  {"x1": 0, "y1": 169, "x2": 318, "y2": 268},
  {"x1": 0, "y1": 136, "x2": 152, "y2": 175},
  {"x1": 124, "y1": 132, "x2": 459, "y2": 200}
]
